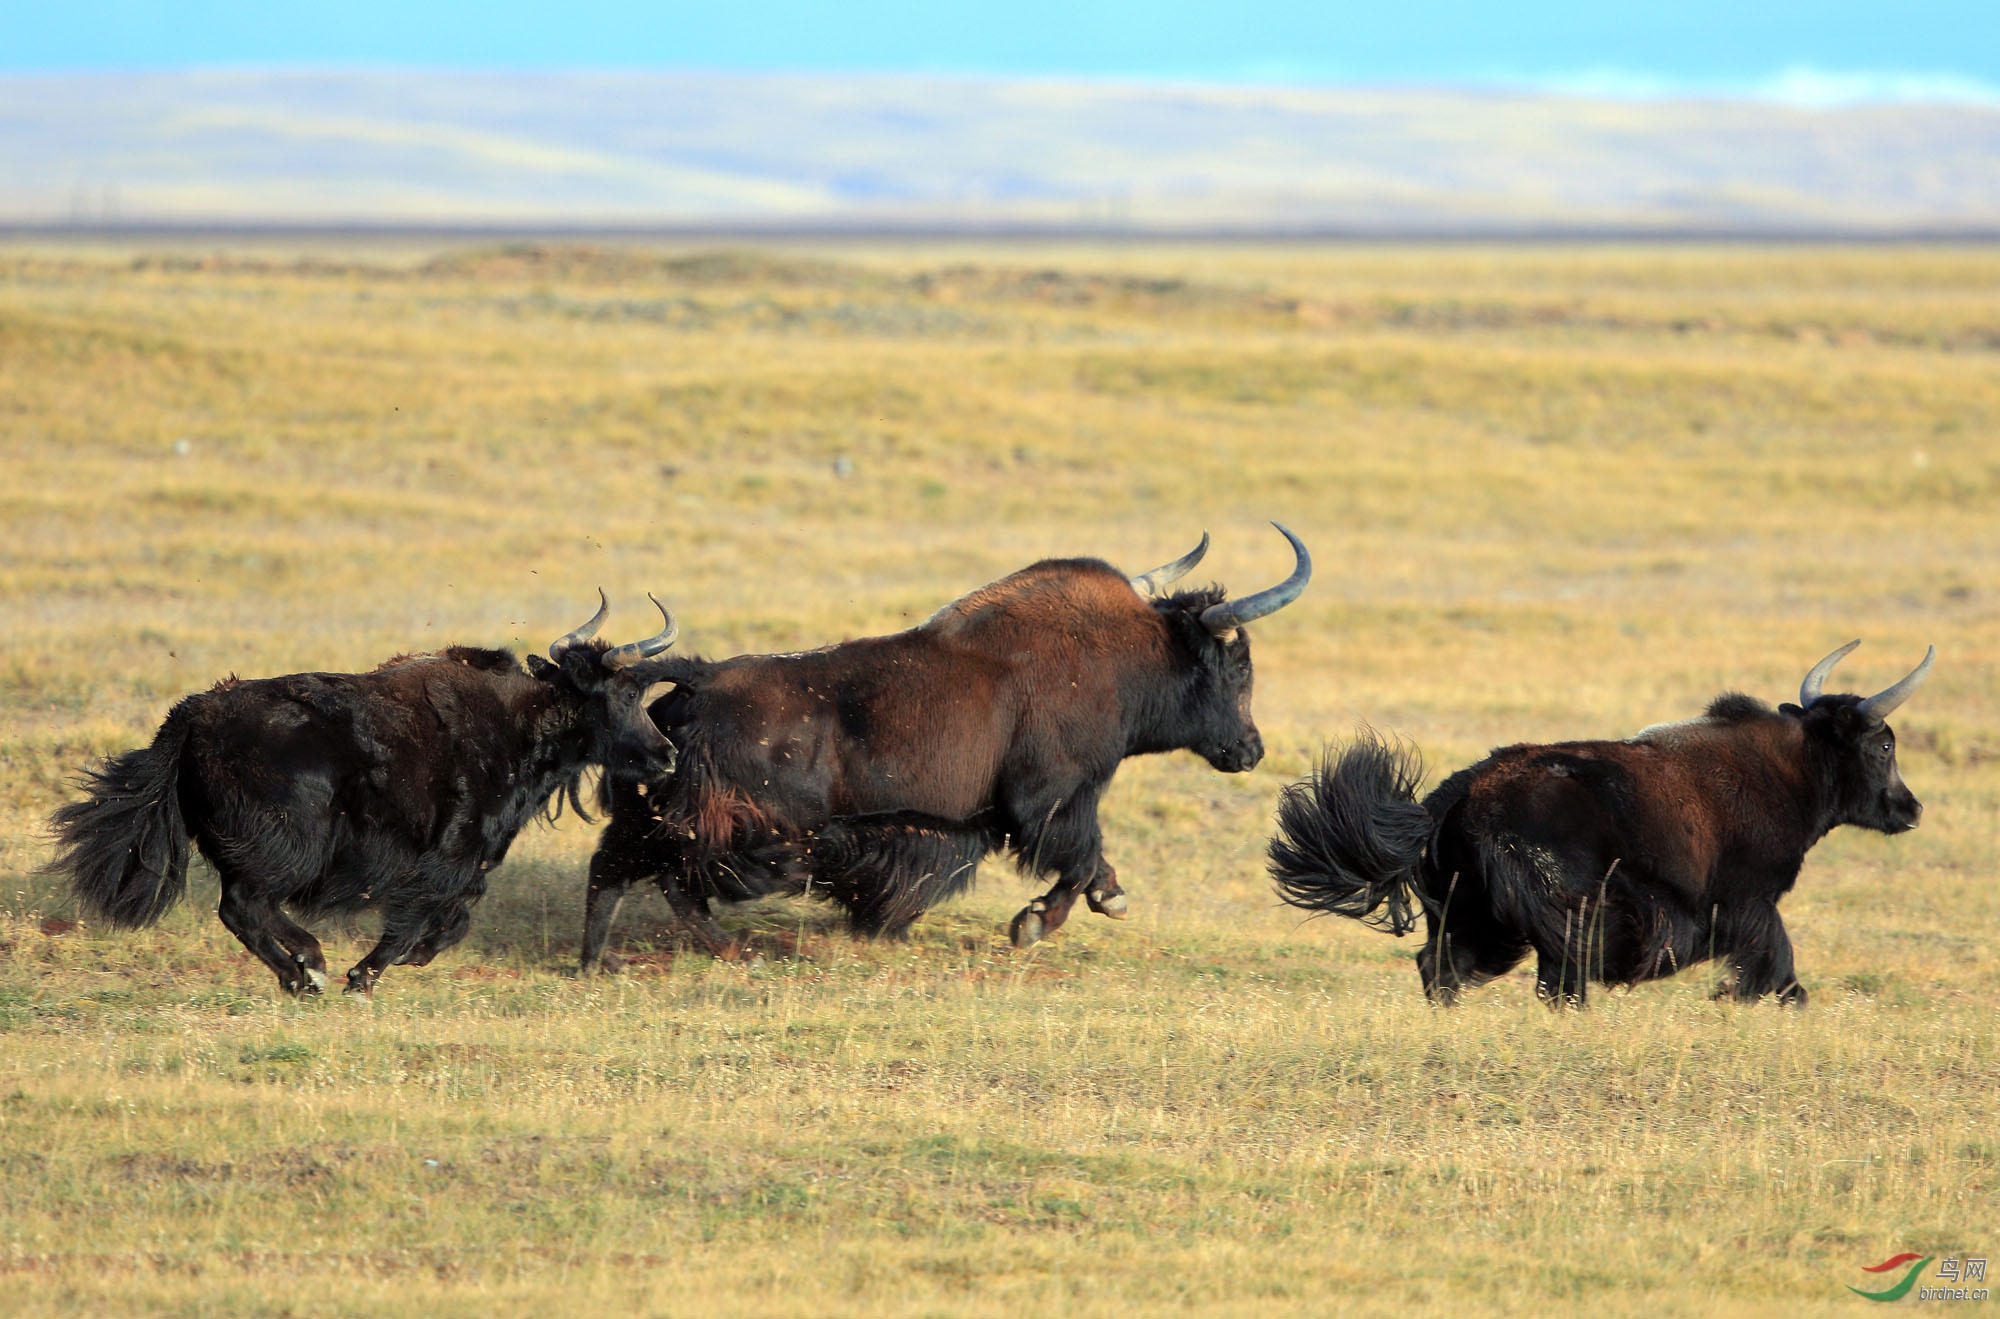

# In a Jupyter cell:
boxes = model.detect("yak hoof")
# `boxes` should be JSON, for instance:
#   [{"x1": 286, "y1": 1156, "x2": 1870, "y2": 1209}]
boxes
[
  {"x1": 301, "y1": 966, "x2": 328, "y2": 994},
  {"x1": 1087, "y1": 890, "x2": 1128, "y2": 920},
  {"x1": 1009, "y1": 907, "x2": 1045, "y2": 949}
]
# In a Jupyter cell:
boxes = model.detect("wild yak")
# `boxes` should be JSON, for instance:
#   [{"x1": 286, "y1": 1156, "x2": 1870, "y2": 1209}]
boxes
[
  {"x1": 1268, "y1": 641, "x2": 1933, "y2": 1006},
  {"x1": 48, "y1": 593, "x2": 681, "y2": 995},
  {"x1": 578, "y1": 525, "x2": 1312, "y2": 970}
]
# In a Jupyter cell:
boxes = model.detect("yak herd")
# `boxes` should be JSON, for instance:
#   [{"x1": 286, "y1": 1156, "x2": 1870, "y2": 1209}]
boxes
[{"x1": 48, "y1": 524, "x2": 1936, "y2": 1007}]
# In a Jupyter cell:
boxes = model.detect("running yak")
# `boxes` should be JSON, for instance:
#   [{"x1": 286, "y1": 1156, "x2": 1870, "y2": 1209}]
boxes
[
  {"x1": 1268, "y1": 641, "x2": 1934, "y2": 1006},
  {"x1": 48, "y1": 593, "x2": 681, "y2": 996},
  {"x1": 579, "y1": 525, "x2": 1312, "y2": 970}
]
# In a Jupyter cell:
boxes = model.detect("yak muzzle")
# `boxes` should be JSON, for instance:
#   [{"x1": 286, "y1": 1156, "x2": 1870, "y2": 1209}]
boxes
[
  {"x1": 1880, "y1": 787, "x2": 1922, "y2": 834},
  {"x1": 1208, "y1": 734, "x2": 1264, "y2": 774}
]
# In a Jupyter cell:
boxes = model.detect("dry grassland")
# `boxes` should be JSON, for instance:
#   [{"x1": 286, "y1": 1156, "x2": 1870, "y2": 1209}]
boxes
[{"x1": 1, "y1": 239, "x2": 1997, "y2": 1315}]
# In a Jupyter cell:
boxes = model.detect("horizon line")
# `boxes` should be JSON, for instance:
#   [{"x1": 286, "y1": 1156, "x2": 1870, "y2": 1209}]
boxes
[
  {"x1": 10, "y1": 219, "x2": 2000, "y2": 245},
  {"x1": 4, "y1": 62, "x2": 1998, "y2": 109}
]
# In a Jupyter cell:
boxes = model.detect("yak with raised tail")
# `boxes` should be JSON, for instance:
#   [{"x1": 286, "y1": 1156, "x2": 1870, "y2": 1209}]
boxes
[
  {"x1": 48, "y1": 593, "x2": 681, "y2": 995},
  {"x1": 1268, "y1": 641, "x2": 1933, "y2": 1006},
  {"x1": 579, "y1": 524, "x2": 1312, "y2": 969}
]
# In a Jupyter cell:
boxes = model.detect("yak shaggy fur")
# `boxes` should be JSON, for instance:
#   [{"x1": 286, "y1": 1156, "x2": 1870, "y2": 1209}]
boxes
[
  {"x1": 580, "y1": 557, "x2": 1271, "y2": 966},
  {"x1": 1270, "y1": 685, "x2": 1926, "y2": 1007},
  {"x1": 49, "y1": 643, "x2": 674, "y2": 995}
]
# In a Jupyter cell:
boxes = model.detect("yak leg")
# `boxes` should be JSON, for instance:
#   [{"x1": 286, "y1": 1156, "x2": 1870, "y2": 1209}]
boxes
[
  {"x1": 397, "y1": 902, "x2": 473, "y2": 968},
  {"x1": 1418, "y1": 933, "x2": 1478, "y2": 1005},
  {"x1": 1010, "y1": 880, "x2": 1084, "y2": 949},
  {"x1": 1014, "y1": 859, "x2": 1123, "y2": 944},
  {"x1": 1533, "y1": 900, "x2": 1600, "y2": 1008},
  {"x1": 215, "y1": 867, "x2": 330, "y2": 991},
  {"x1": 1533, "y1": 946, "x2": 1591, "y2": 1009},
  {"x1": 579, "y1": 876, "x2": 632, "y2": 973},
  {"x1": 1011, "y1": 857, "x2": 1117, "y2": 949},
  {"x1": 344, "y1": 887, "x2": 448, "y2": 995},
  {"x1": 1419, "y1": 921, "x2": 1528, "y2": 1006},
  {"x1": 366, "y1": 871, "x2": 485, "y2": 981},
  {"x1": 1007, "y1": 784, "x2": 1117, "y2": 949},
  {"x1": 1085, "y1": 865, "x2": 1128, "y2": 920},
  {"x1": 265, "y1": 909, "x2": 331, "y2": 992},
  {"x1": 217, "y1": 879, "x2": 324, "y2": 996},
  {"x1": 1416, "y1": 871, "x2": 1529, "y2": 1006},
  {"x1": 1713, "y1": 902, "x2": 1807, "y2": 1006},
  {"x1": 579, "y1": 829, "x2": 654, "y2": 974},
  {"x1": 1534, "y1": 884, "x2": 1631, "y2": 1009},
  {"x1": 656, "y1": 875, "x2": 741, "y2": 960}
]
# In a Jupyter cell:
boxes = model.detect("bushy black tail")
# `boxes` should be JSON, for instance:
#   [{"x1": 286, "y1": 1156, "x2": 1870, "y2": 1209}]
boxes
[
  {"x1": 1268, "y1": 731, "x2": 1432, "y2": 936},
  {"x1": 46, "y1": 708, "x2": 194, "y2": 928}
]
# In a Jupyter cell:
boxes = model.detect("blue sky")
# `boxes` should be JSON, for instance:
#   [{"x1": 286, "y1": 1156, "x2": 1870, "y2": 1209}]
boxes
[{"x1": 8, "y1": 1, "x2": 1999, "y2": 99}]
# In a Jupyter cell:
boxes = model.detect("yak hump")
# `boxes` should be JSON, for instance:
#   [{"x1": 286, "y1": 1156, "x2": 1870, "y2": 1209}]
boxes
[
  {"x1": 1631, "y1": 691, "x2": 1773, "y2": 743},
  {"x1": 1704, "y1": 692, "x2": 1772, "y2": 723}
]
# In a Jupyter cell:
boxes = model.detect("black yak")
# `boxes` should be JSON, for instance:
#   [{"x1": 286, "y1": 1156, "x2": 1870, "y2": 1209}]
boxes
[
  {"x1": 1268, "y1": 641, "x2": 1934, "y2": 1006},
  {"x1": 47, "y1": 593, "x2": 680, "y2": 995},
  {"x1": 579, "y1": 525, "x2": 1312, "y2": 969}
]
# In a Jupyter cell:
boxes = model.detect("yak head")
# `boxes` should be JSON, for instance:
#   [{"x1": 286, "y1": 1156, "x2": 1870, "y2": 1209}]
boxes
[
  {"x1": 1129, "y1": 524, "x2": 1312, "y2": 774},
  {"x1": 1785, "y1": 640, "x2": 1935, "y2": 835},
  {"x1": 526, "y1": 589, "x2": 682, "y2": 794}
]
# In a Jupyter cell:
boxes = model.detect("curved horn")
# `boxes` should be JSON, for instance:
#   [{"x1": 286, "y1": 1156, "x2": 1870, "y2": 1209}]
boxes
[
  {"x1": 601, "y1": 593, "x2": 680, "y2": 670},
  {"x1": 1129, "y1": 531, "x2": 1210, "y2": 597},
  {"x1": 1857, "y1": 645, "x2": 1935, "y2": 723},
  {"x1": 1798, "y1": 639, "x2": 1861, "y2": 707},
  {"x1": 548, "y1": 588, "x2": 610, "y2": 662},
  {"x1": 1199, "y1": 523, "x2": 1312, "y2": 636}
]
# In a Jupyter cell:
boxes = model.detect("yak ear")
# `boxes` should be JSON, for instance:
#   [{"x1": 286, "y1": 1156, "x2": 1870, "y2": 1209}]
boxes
[
  {"x1": 1818, "y1": 699, "x2": 1879, "y2": 739},
  {"x1": 529, "y1": 652, "x2": 596, "y2": 688},
  {"x1": 1777, "y1": 702, "x2": 1804, "y2": 717},
  {"x1": 1163, "y1": 600, "x2": 1220, "y2": 652}
]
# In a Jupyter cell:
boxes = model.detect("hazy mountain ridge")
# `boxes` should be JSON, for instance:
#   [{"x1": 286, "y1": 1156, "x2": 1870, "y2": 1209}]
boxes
[{"x1": 5, "y1": 70, "x2": 1998, "y2": 233}]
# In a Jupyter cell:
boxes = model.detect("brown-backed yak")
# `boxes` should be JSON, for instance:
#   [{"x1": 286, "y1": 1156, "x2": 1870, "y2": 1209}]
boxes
[
  {"x1": 1268, "y1": 641, "x2": 1933, "y2": 1006},
  {"x1": 579, "y1": 525, "x2": 1312, "y2": 968}
]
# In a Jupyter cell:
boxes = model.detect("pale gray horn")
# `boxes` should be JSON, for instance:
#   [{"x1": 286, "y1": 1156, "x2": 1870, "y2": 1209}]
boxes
[
  {"x1": 602, "y1": 593, "x2": 680, "y2": 670},
  {"x1": 1199, "y1": 523, "x2": 1312, "y2": 635},
  {"x1": 1857, "y1": 645, "x2": 1935, "y2": 723},
  {"x1": 1130, "y1": 532, "x2": 1210, "y2": 597},
  {"x1": 548, "y1": 587, "x2": 610, "y2": 662},
  {"x1": 1798, "y1": 639, "x2": 1861, "y2": 707}
]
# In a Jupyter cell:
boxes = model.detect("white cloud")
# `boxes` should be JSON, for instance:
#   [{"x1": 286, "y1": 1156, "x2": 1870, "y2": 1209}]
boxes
[
  {"x1": 1533, "y1": 64, "x2": 2000, "y2": 106},
  {"x1": 1749, "y1": 66, "x2": 2000, "y2": 106}
]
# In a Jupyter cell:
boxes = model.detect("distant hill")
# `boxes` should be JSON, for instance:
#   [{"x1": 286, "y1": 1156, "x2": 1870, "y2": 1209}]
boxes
[{"x1": 4, "y1": 70, "x2": 1998, "y2": 234}]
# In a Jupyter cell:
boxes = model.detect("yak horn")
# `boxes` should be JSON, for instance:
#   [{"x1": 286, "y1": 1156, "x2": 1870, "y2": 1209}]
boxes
[
  {"x1": 1199, "y1": 523, "x2": 1312, "y2": 636},
  {"x1": 602, "y1": 593, "x2": 680, "y2": 670},
  {"x1": 548, "y1": 588, "x2": 610, "y2": 661},
  {"x1": 1798, "y1": 639, "x2": 1861, "y2": 706},
  {"x1": 1857, "y1": 645, "x2": 1935, "y2": 723},
  {"x1": 1129, "y1": 532, "x2": 1210, "y2": 597}
]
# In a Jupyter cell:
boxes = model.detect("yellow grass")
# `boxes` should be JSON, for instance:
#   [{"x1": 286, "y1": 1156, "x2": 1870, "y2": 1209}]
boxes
[{"x1": 1, "y1": 239, "x2": 1996, "y2": 1315}]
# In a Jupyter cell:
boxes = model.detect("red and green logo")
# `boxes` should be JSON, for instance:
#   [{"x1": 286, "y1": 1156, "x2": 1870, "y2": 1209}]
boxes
[{"x1": 1849, "y1": 1252, "x2": 1935, "y2": 1302}]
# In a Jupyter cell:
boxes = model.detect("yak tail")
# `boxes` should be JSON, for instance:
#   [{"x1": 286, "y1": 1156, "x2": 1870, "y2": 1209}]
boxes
[
  {"x1": 1267, "y1": 731, "x2": 1431, "y2": 936},
  {"x1": 46, "y1": 708, "x2": 194, "y2": 929}
]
